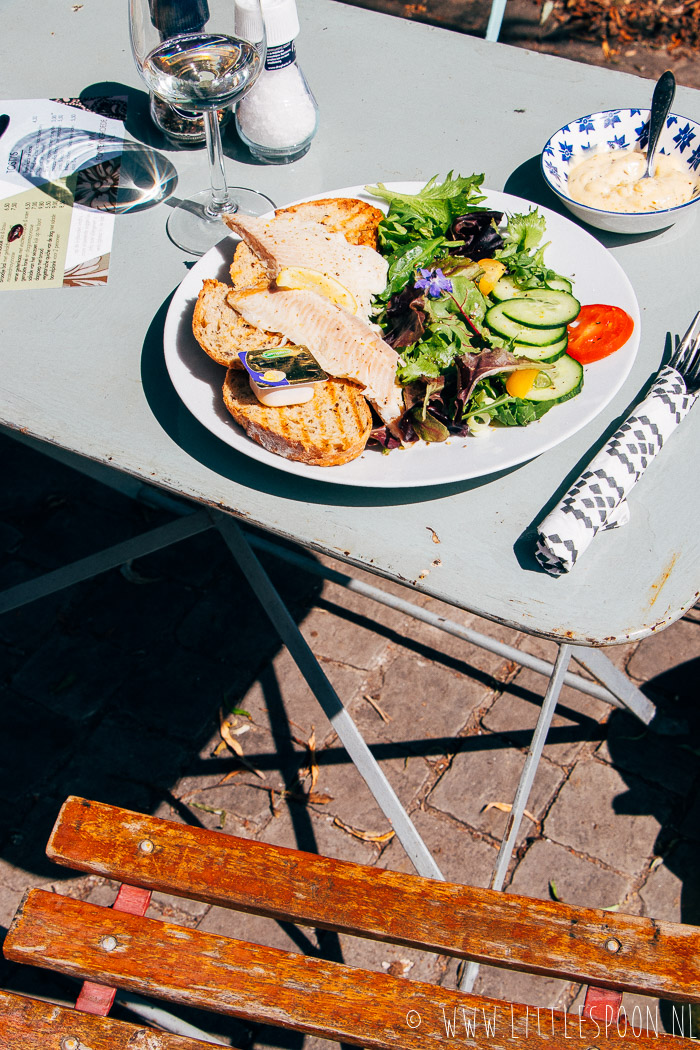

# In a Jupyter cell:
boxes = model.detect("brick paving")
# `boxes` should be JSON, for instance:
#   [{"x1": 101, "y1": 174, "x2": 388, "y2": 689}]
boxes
[{"x1": 1, "y1": 429, "x2": 699, "y2": 1043}]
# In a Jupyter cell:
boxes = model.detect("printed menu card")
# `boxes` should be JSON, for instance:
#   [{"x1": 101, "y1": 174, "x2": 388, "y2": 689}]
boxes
[{"x1": 0, "y1": 97, "x2": 126, "y2": 290}]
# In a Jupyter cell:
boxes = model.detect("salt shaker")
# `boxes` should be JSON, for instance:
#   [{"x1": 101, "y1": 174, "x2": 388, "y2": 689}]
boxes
[{"x1": 235, "y1": 0, "x2": 318, "y2": 163}]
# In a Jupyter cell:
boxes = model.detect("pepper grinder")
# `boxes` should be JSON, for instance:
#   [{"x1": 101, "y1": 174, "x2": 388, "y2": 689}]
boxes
[
  {"x1": 147, "y1": 0, "x2": 229, "y2": 147},
  {"x1": 234, "y1": 0, "x2": 318, "y2": 163}
]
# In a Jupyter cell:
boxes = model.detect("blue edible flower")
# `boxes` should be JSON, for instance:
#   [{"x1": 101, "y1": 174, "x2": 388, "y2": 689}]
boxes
[{"x1": 415, "y1": 267, "x2": 453, "y2": 298}]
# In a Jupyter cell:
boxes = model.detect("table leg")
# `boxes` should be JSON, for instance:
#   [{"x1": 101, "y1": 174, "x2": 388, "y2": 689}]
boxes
[
  {"x1": 459, "y1": 642, "x2": 574, "y2": 993},
  {"x1": 485, "y1": 0, "x2": 508, "y2": 40},
  {"x1": 249, "y1": 533, "x2": 628, "y2": 708},
  {"x1": 570, "y1": 646, "x2": 656, "y2": 725},
  {"x1": 0, "y1": 511, "x2": 213, "y2": 614},
  {"x1": 214, "y1": 511, "x2": 445, "y2": 882}
]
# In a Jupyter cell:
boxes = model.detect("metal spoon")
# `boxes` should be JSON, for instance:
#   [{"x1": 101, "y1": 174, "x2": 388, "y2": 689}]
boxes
[{"x1": 642, "y1": 70, "x2": 676, "y2": 179}]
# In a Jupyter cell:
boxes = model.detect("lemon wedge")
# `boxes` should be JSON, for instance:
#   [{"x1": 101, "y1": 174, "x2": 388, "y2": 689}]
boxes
[{"x1": 276, "y1": 266, "x2": 358, "y2": 314}]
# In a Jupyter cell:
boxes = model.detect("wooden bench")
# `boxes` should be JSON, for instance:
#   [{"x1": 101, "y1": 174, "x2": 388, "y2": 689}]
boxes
[{"x1": 3, "y1": 796, "x2": 700, "y2": 1048}]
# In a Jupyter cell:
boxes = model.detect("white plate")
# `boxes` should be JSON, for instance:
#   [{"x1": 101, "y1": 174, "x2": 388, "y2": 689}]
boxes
[{"x1": 163, "y1": 183, "x2": 640, "y2": 488}]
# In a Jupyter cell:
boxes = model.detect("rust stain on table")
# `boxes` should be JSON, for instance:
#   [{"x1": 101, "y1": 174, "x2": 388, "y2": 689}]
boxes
[{"x1": 648, "y1": 554, "x2": 679, "y2": 607}]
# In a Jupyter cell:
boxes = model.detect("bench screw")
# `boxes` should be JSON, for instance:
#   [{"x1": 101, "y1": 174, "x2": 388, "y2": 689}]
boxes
[
  {"x1": 61, "y1": 1038, "x2": 79, "y2": 1050},
  {"x1": 139, "y1": 838, "x2": 155, "y2": 854},
  {"x1": 100, "y1": 935, "x2": 118, "y2": 952},
  {"x1": 605, "y1": 938, "x2": 621, "y2": 953}
]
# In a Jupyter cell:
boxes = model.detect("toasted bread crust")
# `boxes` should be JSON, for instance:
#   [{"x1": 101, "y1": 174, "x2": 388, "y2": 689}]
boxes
[
  {"x1": 192, "y1": 279, "x2": 283, "y2": 368},
  {"x1": 222, "y1": 370, "x2": 372, "y2": 467},
  {"x1": 275, "y1": 198, "x2": 384, "y2": 249}
]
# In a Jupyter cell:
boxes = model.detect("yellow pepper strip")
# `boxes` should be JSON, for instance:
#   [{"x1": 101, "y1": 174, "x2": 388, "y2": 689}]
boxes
[
  {"x1": 506, "y1": 368, "x2": 541, "y2": 399},
  {"x1": 477, "y1": 258, "x2": 506, "y2": 296}
]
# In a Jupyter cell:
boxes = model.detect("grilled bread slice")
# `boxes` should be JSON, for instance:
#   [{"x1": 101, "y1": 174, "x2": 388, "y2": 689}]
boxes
[
  {"x1": 222, "y1": 369, "x2": 372, "y2": 467},
  {"x1": 193, "y1": 279, "x2": 283, "y2": 368},
  {"x1": 273, "y1": 197, "x2": 384, "y2": 249},
  {"x1": 228, "y1": 197, "x2": 385, "y2": 288},
  {"x1": 194, "y1": 197, "x2": 385, "y2": 465}
]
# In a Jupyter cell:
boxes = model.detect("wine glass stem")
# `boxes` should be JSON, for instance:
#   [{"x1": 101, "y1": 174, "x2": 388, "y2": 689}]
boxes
[{"x1": 203, "y1": 108, "x2": 234, "y2": 219}]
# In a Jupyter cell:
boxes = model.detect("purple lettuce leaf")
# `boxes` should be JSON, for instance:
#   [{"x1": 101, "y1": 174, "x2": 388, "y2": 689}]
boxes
[
  {"x1": 453, "y1": 348, "x2": 542, "y2": 418},
  {"x1": 383, "y1": 284, "x2": 428, "y2": 348},
  {"x1": 449, "y1": 210, "x2": 504, "y2": 260}
]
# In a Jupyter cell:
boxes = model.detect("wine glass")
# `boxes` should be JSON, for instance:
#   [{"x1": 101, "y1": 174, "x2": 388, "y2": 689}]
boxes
[{"x1": 129, "y1": 0, "x2": 274, "y2": 254}]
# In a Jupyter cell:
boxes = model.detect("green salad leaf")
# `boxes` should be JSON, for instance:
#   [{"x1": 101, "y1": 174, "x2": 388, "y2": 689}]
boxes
[
  {"x1": 365, "y1": 173, "x2": 577, "y2": 439},
  {"x1": 367, "y1": 172, "x2": 486, "y2": 232},
  {"x1": 394, "y1": 275, "x2": 488, "y2": 384},
  {"x1": 366, "y1": 173, "x2": 489, "y2": 303},
  {"x1": 382, "y1": 237, "x2": 444, "y2": 301},
  {"x1": 495, "y1": 209, "x2": 562, "y2": 289}
]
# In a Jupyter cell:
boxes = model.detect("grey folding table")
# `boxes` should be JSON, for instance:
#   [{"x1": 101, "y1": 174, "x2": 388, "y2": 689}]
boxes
[{"x1": 2, "y1": 0, "x2": 700, "y2": 1019}]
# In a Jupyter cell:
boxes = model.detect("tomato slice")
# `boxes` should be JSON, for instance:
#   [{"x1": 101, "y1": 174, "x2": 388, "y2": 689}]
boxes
[{"x1": 566, "y1": 305, "x2": 634, "y2": 364}]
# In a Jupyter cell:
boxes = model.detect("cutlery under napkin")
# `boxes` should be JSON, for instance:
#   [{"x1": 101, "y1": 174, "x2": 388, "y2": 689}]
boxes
[{"x1": 535, "y1": 366, "x2": 697, "y2": 576}]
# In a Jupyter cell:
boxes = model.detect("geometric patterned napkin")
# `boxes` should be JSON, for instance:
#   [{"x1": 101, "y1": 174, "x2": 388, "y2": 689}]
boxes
[{"x1": 535, "y1": 367, "x2": 697, "y2": 576}]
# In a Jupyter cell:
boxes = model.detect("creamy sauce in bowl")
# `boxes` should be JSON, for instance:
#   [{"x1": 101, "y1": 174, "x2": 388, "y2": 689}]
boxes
[{"x1": 567, "y1": 149, "x2": 698, "y2": 213}]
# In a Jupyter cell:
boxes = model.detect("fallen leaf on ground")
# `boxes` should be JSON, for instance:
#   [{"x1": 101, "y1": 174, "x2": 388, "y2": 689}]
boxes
[
  {"x1": 120, "y1": 560, "x2": 161, "y2": 585},
  {"x1": 333, "y1": 817, "x2": 395, "y2": 843},
  {"x1": 482, "y1": 801, "x2": 538, "y2": 823},
  {"x1": 219, "y1": 709, "x2": 265, "y2": 779},
  {"x1": 543, "y1": 0, "x2": 700, "y2": 51},
  {"x1": 307, "y1": 727, "x2": 319, "y2": 791},
  {"x1": 218, "y1": 769, "x2": 244, "y2": 784},
  {"x1": 363, "y1": 693, "x2": 391, "y2": 723},
  {"x1": 189, "y1": 802, "x2": 226, "y2": 828},
  {"x1": 255, "y1": 784, "x2": 334, "y2": 811}
]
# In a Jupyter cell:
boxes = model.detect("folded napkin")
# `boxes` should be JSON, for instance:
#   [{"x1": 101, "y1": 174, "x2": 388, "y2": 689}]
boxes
[{"x1": 536, "y1": 367, "x2": 697, "y2": 576}]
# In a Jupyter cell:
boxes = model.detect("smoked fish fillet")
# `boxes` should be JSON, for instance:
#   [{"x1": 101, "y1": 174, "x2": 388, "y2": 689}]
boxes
[
  {"x1": 228, "y1": 287, "x2": 404, "y2": 428},
  {"x1": 223, "y1": 213, "x2": 388, "y2": 319}
]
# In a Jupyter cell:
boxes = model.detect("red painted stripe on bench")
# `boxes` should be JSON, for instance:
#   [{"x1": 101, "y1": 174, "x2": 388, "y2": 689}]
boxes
[
  {"x1": 76, "y1": 880, "x2": 152, "y2": 1016},
  {"x1": 583, "y1": 986, "x2": 623, "y2": 1023}
]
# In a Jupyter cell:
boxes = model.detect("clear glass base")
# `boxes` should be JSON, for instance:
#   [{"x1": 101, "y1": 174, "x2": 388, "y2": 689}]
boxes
[
  {"x1": 166, "y1": 186, "x2": 275, "y2": 255},
  {"x1": 246, "y1": 140, "x2": 312, "y2": 165}
]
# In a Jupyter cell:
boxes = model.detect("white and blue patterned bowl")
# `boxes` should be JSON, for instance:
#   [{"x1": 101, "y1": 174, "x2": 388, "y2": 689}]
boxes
[{"x1": 541, "y1": 108, "x2": 700, "y2": 234}]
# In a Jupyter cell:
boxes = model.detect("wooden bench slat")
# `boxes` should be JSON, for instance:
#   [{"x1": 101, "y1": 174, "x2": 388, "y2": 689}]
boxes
[
  {"x1": 46, "y1": 796, "x2": 700, "y2": 1002},
  {"x1": 5, "y1": 890, "x2": 696, "y2": 1050},
  {"x1": 75, "y1": 884, "x2": 152, "y2": 1017},
  {"x1": 0, "y1": 988, "x2": 216, "y2": 1049}
]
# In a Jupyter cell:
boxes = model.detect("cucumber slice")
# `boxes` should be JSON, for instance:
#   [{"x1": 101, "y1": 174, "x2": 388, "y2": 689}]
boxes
[
  {"x1": 485, "y1": 303, "x2": 566, "y2": 346},
  {"x1": 491, "y1": 275, "x2": 574, "y2": 301},
  {"x1": 501, "y1": 290, "x2": 581, "y2": 328},
  {"x1": 513, "y1": 333, "x2": 568, "y2": 362},
  {"x1": 523, "y1": 354, "x2": 583, "y2": 404},
  {"x1": 545, "y1": 276, "x2": 573, "y2": 293},
  {"x1": 491, "y1": 275, "x2": 525, "y2": 302}
]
